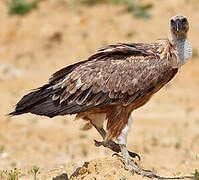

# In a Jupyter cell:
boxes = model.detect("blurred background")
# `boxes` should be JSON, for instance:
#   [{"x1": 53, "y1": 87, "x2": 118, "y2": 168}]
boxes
[{"x1": 0, "y1": 0, "x2": 199, "y2": 179}]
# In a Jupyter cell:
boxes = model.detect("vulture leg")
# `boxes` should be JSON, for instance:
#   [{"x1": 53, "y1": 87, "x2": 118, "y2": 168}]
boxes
[
  {"x1": 90, "y1": 120, "x2": 121, "y2": 152},
  {"x1": 91, "y1": 117, "x2": 140, "y2": 159},
  {"x1": 117, "y1": 116, "x2": 146, "y2": 175},
  {"x1": 117, "y1": 116, "x2": 132, "y2": 164},
  {"x1": 93, "y1": 125, "x2": 106, "y2": 140},
  {"x1": 117, "y1": 116, "x2": 138, "y2": 163}
]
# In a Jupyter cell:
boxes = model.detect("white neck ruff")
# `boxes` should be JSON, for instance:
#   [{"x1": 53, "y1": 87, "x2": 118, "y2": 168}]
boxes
[{"x1": 171, "y1": 33, "x2": 192, "y2": 68}]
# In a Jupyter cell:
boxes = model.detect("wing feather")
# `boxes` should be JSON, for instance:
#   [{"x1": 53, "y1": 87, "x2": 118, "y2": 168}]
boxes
[
  {"x1": 55, "y1": 45, "x2": 174, "y2": 111},
  {"x1": 53, "y1": 42, "x2": 176, "y2": 113},
  {"x1": 10, "y1": 41, "x2": 178, "y2": 117}
]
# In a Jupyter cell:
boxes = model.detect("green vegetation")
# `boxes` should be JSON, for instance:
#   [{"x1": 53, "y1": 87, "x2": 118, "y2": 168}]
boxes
[
  {"x1": 7, "y1": 0, "x2": 38, "y2": 15},
  {"x1": 76, "y1": 0, "x2": 153, "y2": 19},
  {"x1": 77, "y1": 0, "x2": 101, "y2": 6},
  {"x1": 120, "y1": 177, "x2": 127, "y2": 180},
  {"x1": 0, "y1": 167, "x2": 40, "y2": 180},
  {"x1": 7, "y1": 170, "x2": 19, "y2": 180},
  {"x1": 193, "y1": 169, "x2": 199, "y2": 179},
  {"x1": 118, "y1": 0, "x2": 152, "y2": 19},
  {"x1": 31, "y1": 166, "x2": 40, "y2": 180},
  {"x1": 4, "y1": 0, "x2": 152, "y2": 18},
  {"x1": 0, "y1": 168, "x2": 21, "y2": 180}
]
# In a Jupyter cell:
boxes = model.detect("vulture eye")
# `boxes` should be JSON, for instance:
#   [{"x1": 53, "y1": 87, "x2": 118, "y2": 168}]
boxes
[
  {"x1": 182, "y1": 18, "x2": 187, "y2": 23},
  {"x1": 170, "y1": 19, "x2": 175, "y2": 24}
]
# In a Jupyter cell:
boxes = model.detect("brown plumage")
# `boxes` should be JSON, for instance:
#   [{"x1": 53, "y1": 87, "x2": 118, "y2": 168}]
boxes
[
  {"x1": 10, "y1": 15, "x2": 192, "y2": 166},
  {"x1": 10, "y1": 40, "x2": 178, "y2": 140}
]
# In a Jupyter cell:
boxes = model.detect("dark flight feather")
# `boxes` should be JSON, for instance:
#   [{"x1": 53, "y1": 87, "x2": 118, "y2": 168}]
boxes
[{"x1": 10, "y1": 40, "x2": 178, "y2": 139}]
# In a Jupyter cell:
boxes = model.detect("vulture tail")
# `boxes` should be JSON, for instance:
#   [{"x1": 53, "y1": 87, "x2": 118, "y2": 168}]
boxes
[{"x1": 9, "y1": 84, "x2": 63, "y2": 118}]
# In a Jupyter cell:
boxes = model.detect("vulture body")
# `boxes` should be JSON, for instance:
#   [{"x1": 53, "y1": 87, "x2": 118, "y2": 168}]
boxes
[{"x1": 10, "y1": 15, "x2": 192, "y2": 164}]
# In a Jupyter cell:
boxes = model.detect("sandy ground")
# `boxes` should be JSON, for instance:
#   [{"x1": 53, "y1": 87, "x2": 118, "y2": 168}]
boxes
[{"x1": 0, "y1": 0, "x2": 199, "y2": 179}]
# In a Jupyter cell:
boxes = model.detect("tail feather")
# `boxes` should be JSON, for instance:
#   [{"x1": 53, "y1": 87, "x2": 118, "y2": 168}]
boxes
[
  {"x1": 9, "y1": 85, "x2": 111, "y2": 118},
  {"x1": 9, "y1": 84, "x2": 60, "y2": 117},
  {"x1": 16, "y1": 89, "x2": 47, "y2": 109}
]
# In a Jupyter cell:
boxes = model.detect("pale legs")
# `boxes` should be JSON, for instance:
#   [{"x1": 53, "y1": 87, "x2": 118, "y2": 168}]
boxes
[
  {"x1": 117, "y1": 117, "x2": 144, "y2": 175},
  {"x1": 117, "y1": 116, "x2": 133, "y2": 163},
  {"x1": 92, "y1": 116, "x2": 140, "y2": 160}
]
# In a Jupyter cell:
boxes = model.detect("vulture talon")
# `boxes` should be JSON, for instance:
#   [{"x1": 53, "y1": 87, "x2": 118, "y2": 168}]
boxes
[
  {"x1": 112, "y1": 153, "x2": 121, "y2": 157},
  {"x1": 112, "y1": 151, "x2": 140, "y2": 161},
  {"x1": 129, "y1": 151, "x2": 141, "y2": 161}
]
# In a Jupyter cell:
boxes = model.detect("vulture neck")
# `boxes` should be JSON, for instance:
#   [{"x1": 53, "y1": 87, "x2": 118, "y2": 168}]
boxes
[{"x1": 171, "y1": 33, "x2": 192, "y2": 68}]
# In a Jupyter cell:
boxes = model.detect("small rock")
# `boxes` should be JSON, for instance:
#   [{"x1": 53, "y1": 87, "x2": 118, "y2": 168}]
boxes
[
  {"x1": 52, "y1": 172, "x2": 69, "y2": 180},
  {"x1": 1, "y1": 152, "x2": 9, "y2": 159}
]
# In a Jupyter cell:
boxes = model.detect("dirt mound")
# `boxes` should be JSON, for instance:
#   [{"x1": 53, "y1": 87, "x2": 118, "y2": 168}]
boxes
[
  {"x1": 0, "y1": 0, "x2": 199, "y2": 179},
  {"x1": 55, "y1": 157, "x2": 132, "y2": 180},
  {"x1": 51, "y1": 156, "x2": 197, "y2": 180}
]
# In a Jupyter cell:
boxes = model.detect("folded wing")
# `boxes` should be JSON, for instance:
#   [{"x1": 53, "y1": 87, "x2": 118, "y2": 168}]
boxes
[{"x1": 10, "y1": 42, "x2": 177, "y2": 117}]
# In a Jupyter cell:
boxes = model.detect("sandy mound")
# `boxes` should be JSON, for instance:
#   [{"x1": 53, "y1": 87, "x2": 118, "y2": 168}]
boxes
[{"x1": 0, "y1": 0, "x2": 199, "y2": 179}]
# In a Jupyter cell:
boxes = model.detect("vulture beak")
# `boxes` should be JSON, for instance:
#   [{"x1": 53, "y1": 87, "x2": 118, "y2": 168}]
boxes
[{"x1": 176, "y1": 19, "x2": 181, "y2": 32}]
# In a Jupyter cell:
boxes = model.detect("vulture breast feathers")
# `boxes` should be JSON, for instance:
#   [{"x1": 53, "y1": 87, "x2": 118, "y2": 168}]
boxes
[{"x1": 11, "y1": 40, "x2": 178, "y2": 118}]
